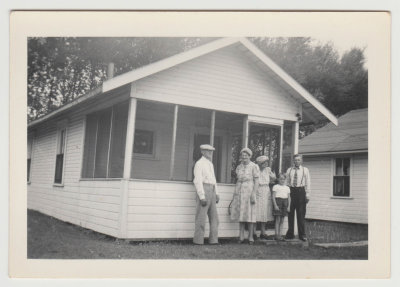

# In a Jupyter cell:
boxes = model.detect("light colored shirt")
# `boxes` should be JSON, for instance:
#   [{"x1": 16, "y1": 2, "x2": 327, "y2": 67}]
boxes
[
  {"x1": 286, "y1": 165, "x2": 311, "y2": 199},
  {"x1": 193, "y1": 156, "x2": 218, "y2": 200},
  {"x1": 259, "y1": 167, "x2": 276, "y2": 185},
  {"x1": 272, "y1": 184, "x2": 291, "y2": 199}
]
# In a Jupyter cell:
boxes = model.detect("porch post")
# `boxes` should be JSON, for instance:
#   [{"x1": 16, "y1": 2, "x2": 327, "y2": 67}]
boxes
[
  {"x1": 242, "y1": 115, "x2": 249, "y2": 148},
  {"x1": 210, "y1": 110, "x2": 216, "y2": 146},
  {"x1": 119, "y1": 84, "x2": 137, "y2": 238},
  {"x1": 123, "y1": 96, "x2": 137, "y2": 179},
  {"x1": 279, "y1": 125, "x2": 283, "y2": 173},
  {"x1": 169, "y1": 104, "x2": 179, "y2": 180},
  {"x1": 292, "y1": 121, "x2": 299, "y2": 155}
]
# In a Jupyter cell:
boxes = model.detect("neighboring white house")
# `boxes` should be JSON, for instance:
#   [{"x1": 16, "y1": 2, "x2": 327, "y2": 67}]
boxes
[
  {"x1": 27, "y1": 37, "x2": 338, "y2": 240},
  {"x1": 299, "y1": 108, "x2": 368, "y2": 224}
]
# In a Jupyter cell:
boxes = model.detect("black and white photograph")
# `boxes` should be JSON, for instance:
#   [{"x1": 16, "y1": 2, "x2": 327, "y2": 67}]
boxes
[{"x1": 8, "y1": 11, "x2": 391, "y2": 279}]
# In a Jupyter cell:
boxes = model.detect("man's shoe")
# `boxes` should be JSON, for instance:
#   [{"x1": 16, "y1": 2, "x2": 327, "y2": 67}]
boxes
[
  {"x1": 299, "y1": 237, "x2": 307, "y2": 242},
  {"x1": 285, "y1": 235, "x2": 294, "y2": 240}
]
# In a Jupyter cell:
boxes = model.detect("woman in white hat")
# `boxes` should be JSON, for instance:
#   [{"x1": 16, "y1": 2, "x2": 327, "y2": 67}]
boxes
[
  {"x1": 254, "y1": 155, "x2": 276, "y2": 239},
  {"x1": 230, "y1": 147, "x2": 259, "y2": 244}
]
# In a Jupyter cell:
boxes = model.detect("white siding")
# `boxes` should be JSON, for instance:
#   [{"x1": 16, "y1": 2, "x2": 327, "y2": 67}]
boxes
[
  {"x1": 304, "y1": 153, "x2": 368, "y2": 224},
  {"x1": 127, "y1": 180, "x2": 238, "y2": 239},
  {"x1": 28, "y1": 105, "x2": 124, "y2": 237},
  {"x1": 135, "y1": 45, "x2": 300, "y2": 121}
]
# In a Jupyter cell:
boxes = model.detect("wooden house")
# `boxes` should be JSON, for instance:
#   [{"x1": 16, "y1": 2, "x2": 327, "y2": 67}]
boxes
[
  {"x1": 299, "y1": 108, "x2": 368, "y2": 224},
  {"x1": 27, "y1": 37, "x2": 338, "y2": 240}
]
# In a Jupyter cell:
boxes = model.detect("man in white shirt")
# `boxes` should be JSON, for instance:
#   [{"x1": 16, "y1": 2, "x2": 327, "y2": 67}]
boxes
[
  {"x1": 193, "y1": 144, "x2": 220, "y2": 245},
  {"x1": 285, "y1": 154, "x2": 311, "y2": 241}
]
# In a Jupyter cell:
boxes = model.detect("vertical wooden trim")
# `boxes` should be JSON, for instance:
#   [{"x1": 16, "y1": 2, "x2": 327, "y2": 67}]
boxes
[
  {"x1": 279, "y1": 125, "x2": 283, "y2": 173},
  {"x1": 92, "y1": 119, "x2": 99, "y2": 178},
  {"x1": 79, "y1": 117, "x2": 87, "y2": 179},
  {"x1": 242, "y1": 115, "x2": 249, "y2": 148},
  {"x1": 186, "y1": 126, "x2": 196, "y2": 181},
  {"x1": 123, "y1": 94, "x2": 138, "y2": 179},
  {"x1": 210, "y1": 110, "x2": 216, "y2": 146},
  {"x1": 293, "y1": 121, "x2": 299, "y2": 155},
  {"x1": 226, "y1": 132, "x2": 233, "y2": 183},
  {"x1": 106, "y1": 107, "x2": 114, "y2": 178},
  {"x1": 169, "y1": 105, "x2": 179, "y2": 180}
]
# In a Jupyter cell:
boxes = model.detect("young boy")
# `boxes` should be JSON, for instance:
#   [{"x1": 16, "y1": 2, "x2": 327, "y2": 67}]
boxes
[{"x1": 272, "y1": 174, "x2": 291, "y2": 241}]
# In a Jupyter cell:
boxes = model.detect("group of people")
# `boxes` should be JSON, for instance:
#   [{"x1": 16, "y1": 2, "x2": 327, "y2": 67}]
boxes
[{"x1": 192, "y1": 144, "x2": 311, "y2": 245}]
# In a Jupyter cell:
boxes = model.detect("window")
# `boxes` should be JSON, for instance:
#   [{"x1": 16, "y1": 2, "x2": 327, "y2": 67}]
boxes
[
  {"x1": 54, "y1": 127, "x2": 67, "y2": 184},
  {"x1": 27, "y1": 136, "x2": 33, "y2": 182},
  {"x1": 81, "y1": 102, "x2": 128, "y2": 179},
  {"x1": 134, "y1": 130, "x2": 155, "y2": 155},
  {"x1": 333, "y1": 158, "x2": 351, "y2": 197}
]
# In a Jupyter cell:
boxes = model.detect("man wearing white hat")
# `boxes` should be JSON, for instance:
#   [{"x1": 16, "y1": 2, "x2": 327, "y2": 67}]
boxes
[{"x1": 192, "y1": 144, "x2": 220, "y2": 245}]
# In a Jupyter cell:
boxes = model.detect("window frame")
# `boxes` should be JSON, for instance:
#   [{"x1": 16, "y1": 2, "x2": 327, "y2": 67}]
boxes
[
  {"x1": 133, "y1": 128, "x2": 157, "y2": 159},
  {"x1": 54, "y1": 122, "x2": 68, "y2": 186},
  {"x1": 27, "y1": 135, "x2": 34, "y2": 183},
  {"x1": 331, "y1": 156, "x2": 353, "y2": 198}
]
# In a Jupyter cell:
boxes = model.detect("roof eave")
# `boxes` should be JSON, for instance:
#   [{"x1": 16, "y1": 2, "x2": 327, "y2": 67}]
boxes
[{"x1": 238, "y1": 38, "x2": 338, "y2": 126}]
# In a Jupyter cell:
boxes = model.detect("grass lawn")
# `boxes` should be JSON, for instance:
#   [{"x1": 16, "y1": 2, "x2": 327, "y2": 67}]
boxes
[{"x1": 28, "y1": 209, "x2": 368, "y2": 260}]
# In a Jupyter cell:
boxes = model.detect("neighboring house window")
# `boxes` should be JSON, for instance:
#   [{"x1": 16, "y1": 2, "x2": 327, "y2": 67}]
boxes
[
  {"x1": 27, "y1": 136, "x2": 33, "y2": 182},
  {"x1": 333, "y1": 157, "x2": 351, "y2": 197},
  {"x1": 133, "y1": 129, "x2": 155, "y2": 155},
  {"x1": 54, "y1": 127, "x2": 67, "y2": 184},
  {"x1": 82, "y1": 101, "x2": 128, "y2": 179}
]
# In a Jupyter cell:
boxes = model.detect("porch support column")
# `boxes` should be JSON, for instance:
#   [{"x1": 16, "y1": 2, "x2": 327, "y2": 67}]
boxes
[
  {"x1": 169, "y1": 104, "x2": 179, "y2": 180},
  {"x1": 292, "y1": 121, "x2": 299, "y2": 155},
  {"x1": 210, "y1": 110, "x2": 216, "y2": 146},
  {"x1": 242, "y1": 115, "x2": 249, "y2": 148},
  {"x1": 123, "y1": 96, "x2": 137, "y2": 179},
  {"x1": 119, "y1": 84, "x2": 137, "y2": 238},
  {"x1": 279, "y1": 125, "x2": 284, "y2": 173}
]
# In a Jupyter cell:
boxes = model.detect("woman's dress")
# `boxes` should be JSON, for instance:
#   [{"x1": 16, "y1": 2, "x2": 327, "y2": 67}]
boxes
[
  {"x1": 230, "y1": 161, "x2": 259, "y2": 223},
  {"x1": 256, "y1": 167, "x2": 274, "y2": 222}
]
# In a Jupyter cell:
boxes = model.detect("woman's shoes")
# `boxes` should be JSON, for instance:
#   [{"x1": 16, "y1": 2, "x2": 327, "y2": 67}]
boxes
[{"x1": 259, "y1": 234, "x2": 268, "y2": 240}]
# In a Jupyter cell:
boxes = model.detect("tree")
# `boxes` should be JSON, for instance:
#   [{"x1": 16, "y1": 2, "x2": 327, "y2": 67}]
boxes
[
  {"x1": 250, "y1": 37, "x2": 368, "y2": 137},
  {"x1": 28, "y1": 37, "x2": 367, "y2": 126},
  {"x1": 27, "y1": 37, "x2": 215, "y2": 121}
]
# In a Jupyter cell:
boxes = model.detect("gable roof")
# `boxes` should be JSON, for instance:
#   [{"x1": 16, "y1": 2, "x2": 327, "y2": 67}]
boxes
[
  {"x1": 299, "y1": 108, "x2": 368, "y2": 155},
  {"x1": 29, "y1": 37, "x2": 338, "y2": 128}
]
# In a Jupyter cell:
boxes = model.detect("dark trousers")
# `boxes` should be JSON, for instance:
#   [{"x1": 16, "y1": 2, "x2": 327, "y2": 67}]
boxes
[
  {"x1": 193, "y1": 184, "x2": 219, "y2": 244},
  {"x1": 286, "y1": 186, "x2": 307, "y2": 239}
]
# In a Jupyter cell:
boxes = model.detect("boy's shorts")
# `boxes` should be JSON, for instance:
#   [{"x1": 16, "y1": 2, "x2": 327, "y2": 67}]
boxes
[{"x1": 273, "y1": 198, "x2": 289, "y2": 217}]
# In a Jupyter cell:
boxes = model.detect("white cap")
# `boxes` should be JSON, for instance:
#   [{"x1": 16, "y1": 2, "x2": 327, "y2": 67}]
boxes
[{"x1": 200, "y1": 144, "x2": 215, "y2": 151}]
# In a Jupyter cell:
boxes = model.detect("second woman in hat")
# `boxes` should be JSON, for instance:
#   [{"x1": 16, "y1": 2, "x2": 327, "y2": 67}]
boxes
[{"x1": 254, "y1": 155, "x2": 276, "y2": 239}]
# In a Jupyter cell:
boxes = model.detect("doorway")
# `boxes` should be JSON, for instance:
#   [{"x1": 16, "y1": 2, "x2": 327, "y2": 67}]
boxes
[{"x1": 248, "y1": 123, "x2": 281, "y2": 177}]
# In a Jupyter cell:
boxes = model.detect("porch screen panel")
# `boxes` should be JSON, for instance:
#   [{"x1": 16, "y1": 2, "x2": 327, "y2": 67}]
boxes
[
  {"x1": 94, "y1": 108, "x2": 112, "y2": 178},
  {"x1": 248, "y1": 124, "x2": 281, "y2": 176},
  {"x1": 230, "y1": 135, "x2": 242, "y2": 183},
  {"x1": 82, "y1": 113, "x2": 98, "y2": 178},
  {"x1": 109, "y1": 102, "x2": 129, "y2": 178},
  {"x1": 282, "y1": 121, "x2": 294, "y2": 173}
]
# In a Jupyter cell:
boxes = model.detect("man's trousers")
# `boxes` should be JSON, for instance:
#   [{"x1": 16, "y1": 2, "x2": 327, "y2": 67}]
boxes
[
  {"x1": 193, "y1": 183, "x2": 219, "y2": 244},
  {"x1": 286, "y1": 186, "x2": 307, "y2": 239}
]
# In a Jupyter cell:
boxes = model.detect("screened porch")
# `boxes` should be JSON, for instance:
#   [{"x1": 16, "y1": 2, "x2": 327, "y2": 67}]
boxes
[{"x1": 80, "y1": 98, "x2": 298, "y2": 184}]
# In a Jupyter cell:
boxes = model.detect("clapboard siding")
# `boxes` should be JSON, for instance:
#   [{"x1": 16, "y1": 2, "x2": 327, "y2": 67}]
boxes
[
  {"x1": 127, "y1": 180, "x2": 239, "y2": 239},
  {"x1": 136, "y1": 46, "x2": 300, "y2": 121},
  {"x1": 27, "y1": 92, "x2": 126, "y2": 238},
  {"x1": 304, "y1": 153, "x2": 368, "y2": 224}
]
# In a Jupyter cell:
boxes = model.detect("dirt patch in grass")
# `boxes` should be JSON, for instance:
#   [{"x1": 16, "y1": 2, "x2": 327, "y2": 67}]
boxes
[{"x1": 28, "y1": 210, "x2": 368, "y2": 260}]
